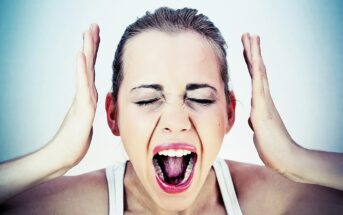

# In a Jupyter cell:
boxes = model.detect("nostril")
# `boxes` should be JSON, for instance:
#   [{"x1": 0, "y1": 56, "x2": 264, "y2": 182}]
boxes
[{"x1": 163, "y1": 127, "x2": 190, "y2": 133}]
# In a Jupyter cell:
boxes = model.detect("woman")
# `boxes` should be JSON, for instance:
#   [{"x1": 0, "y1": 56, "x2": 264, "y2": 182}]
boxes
[{"x1": 0, "y1": 7, "x2": 342, "y2": 214}]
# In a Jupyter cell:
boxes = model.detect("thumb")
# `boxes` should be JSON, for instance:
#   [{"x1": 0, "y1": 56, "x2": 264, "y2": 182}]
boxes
[{"x1": 248, "y1": 117, "x2": 254, "y2": 131}]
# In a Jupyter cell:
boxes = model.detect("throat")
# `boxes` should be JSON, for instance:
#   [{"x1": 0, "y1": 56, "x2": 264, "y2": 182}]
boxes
[
  {"x1": 153, "y1": 153, "x2": 193, "y2": 186},
  {"x1": 161, "y1": 156, "x2": 188, "y2": 178}
]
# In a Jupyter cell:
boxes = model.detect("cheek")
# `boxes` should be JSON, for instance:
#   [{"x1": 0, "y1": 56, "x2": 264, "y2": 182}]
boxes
[
  {"x1": 118, "y1": 104, "x2": 159, "y2": 167},
  {"x1": 191, "y1": 105, "x2": 227, "y2": 158}
]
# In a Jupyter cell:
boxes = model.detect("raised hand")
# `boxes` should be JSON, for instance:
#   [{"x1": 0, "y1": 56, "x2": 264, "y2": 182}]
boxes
[
  {"x1": 51, "y1": 24, "x2": 100, "y2": 167},
  {"x1": 241, "y1": 34, "x2": 343, "y2": 191},
  {"x1": 0, "y1": 24, "x2": 100, "y2": 203},
  {"x1": 241, "y1": 33, "x2": 297, "y2": 175}
]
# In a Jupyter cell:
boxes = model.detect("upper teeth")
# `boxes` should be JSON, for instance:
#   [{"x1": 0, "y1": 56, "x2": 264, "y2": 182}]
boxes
[{"x1": 158, "y1": 149, "x2": 192, "y2": 157}]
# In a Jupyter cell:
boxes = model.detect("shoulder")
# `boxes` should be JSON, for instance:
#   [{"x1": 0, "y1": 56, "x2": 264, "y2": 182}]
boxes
[
  {"x1": 224, "y1": 159, "x2": 343, "y2": 215},
  {"x1": 2, "y1": 168, "x2": 109, "y2": 215}
]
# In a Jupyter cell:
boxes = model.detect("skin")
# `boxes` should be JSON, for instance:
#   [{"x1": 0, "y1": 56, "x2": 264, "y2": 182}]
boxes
[
  {"x1": 241, "y1": 34, "x2": 343, "y2": 190},
  {"x1": 106, "y1": 30, "x2": 234, "y2": 212},
  {"x1": 0, "y1": 24, "x2": 99, "y2": 204},
  {"x1": 1, "y1": 24, "x2": 343, "y2": 214}
]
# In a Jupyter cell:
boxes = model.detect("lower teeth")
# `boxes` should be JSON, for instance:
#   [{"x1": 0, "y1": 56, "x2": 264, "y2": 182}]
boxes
[
  {"x1": 153, "y1": 156, "x2": 194, "y2": 185},
  {"x1": 181, "y1": 157, "x2": 194, "y2": 183},
  {"x1": 153, "y1": 159, "x2": 165, "y2": 181}
]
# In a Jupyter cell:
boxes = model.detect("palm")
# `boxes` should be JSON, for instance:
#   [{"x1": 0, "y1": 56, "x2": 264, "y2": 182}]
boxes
[
  {"x1": 51, "y1": 24, "x2": 100, "y2": 167},
  {"x1": 241, "y1": 34, "x2": 295, "y2": 172}
]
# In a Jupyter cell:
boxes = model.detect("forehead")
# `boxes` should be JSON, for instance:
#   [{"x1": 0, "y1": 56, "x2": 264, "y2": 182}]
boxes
[{"x1": 122, "y1": 30, "x2": 222, "y2": 88}]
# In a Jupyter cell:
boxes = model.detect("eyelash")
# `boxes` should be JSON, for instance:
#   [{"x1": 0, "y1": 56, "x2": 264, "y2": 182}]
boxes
[
  {"x1": 134, "y1": 98, "x2": 161, "y2": 106},
  {"x1": 187, "y1": 98, "x2": 215, "y2": 106},
  {"x1": 134, "y1": 98, "x2": 215, "y2": 106}
]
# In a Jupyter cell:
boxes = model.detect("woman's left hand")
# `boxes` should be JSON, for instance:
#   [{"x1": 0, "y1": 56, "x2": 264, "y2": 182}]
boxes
[
  {"x1": 241, "y1": 33, "x2": 298, "y2": 176},
  {"x1": 241, "y1": 34, "x2": 343, "y2": 191}
]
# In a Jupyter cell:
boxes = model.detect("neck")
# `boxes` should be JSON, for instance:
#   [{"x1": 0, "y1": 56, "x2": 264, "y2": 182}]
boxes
[{"x1": 124, "y1": 161, "x2": 224, "y2": 214}]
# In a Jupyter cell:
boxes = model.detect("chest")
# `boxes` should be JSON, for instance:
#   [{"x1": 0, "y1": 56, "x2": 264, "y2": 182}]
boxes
[{"x1": 123, "y1": 203, "x2": 227, "y2": 215}]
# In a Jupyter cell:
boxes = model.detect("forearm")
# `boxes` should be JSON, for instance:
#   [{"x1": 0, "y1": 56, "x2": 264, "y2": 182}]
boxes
[
  {"x1": 282, "y1": 143, "x2": 343, "y2": 191},
  {"x1": 0, "y1": 140, "x2": 71, "y2": 203},
  {"x1": 0, "y1": 23, "x2": 98, "y2": 205}
]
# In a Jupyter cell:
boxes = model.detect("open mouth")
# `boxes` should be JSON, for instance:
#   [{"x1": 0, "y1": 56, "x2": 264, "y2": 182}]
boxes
[{"x1": 152, "y1": 144, "x2": 197, "y2": 194}]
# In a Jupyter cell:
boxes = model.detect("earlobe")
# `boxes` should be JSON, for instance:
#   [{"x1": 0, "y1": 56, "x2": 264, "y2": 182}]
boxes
[
  {"x1": 225, "y1": 91, "x2": 236, "y2": 133},
  {"x1": 105, "y1": 92, "x2": 120, "y2": 136}
]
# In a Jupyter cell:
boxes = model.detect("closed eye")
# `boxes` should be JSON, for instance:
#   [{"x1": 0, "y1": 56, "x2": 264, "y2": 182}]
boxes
[
  {"x1": 134, "y1": 98, "x2": 160, "y2": 106},
  {"x1": 187, "y1": 98, "x2": 215, "y2": 106}
]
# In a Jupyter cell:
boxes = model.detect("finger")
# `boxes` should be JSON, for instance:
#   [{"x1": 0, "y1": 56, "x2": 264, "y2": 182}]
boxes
[
  {"x1": 250, "y1": 35, "x2": 263, "y2": 77},
  {"x1": 76, "y1": 52, "x2": 88, "y2": 99},
  {"x1": 90, "y1": 24, "x2": 100, "y2": 83},
  {"x1": 243, "y1": 50, "x2": 251, "y2": 78},
  {"x1": 250, "y1": 36, "x2": 271, "y2": 97},
  {"x1": 248, "y1": 117, "x2": 254, "y2": 131},
  {"x1": 241, "y1": 33, "x2": 252, "y2": 75},
  {"x1": 82, "y1": 28, "x2": 95, "y2": 84},
  {"x1": 90, "y1": 23, "x2": 100, "y2": 64},
  {"x1": 251, "y1": 35, "x2": 268, "y2": 80},
  {"x1": 250, "y1": 35, "x2": 266, "y2": 100}
]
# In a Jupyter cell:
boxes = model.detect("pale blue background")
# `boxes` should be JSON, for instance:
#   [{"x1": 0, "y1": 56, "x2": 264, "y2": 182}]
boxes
[{"x1": 1, "y1": 1, "x2": 342, "y2": 174}]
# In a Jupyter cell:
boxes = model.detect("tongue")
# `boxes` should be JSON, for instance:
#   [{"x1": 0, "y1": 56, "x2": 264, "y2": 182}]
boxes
[{"x1": 161, "y1": 156, "x2": 187, "y2": 178}]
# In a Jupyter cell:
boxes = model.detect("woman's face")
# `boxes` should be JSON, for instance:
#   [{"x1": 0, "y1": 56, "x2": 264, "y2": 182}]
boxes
[{"x1": 112, "y1": 30, "x2": 234, "y2": 210}]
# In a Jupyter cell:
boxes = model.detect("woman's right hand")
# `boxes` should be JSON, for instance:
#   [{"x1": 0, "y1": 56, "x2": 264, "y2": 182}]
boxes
[
  {"x1": 0, "y1": 24, "x2": 100, "y2": 203},
  {"x1": 49, "y1": 24, "x2": 100, "y2": 168}
]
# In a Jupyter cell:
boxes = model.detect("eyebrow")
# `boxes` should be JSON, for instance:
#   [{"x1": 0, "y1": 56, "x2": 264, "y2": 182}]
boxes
[
  {"x1": 186, "y1": 83, "x2": 217, "y2": 93},
  {"x1": 130, "y1": 83, "x2": 217, "y2": 93},
  {"x1": 130, "y1": 84, "x2": 163, "y2": 92}
]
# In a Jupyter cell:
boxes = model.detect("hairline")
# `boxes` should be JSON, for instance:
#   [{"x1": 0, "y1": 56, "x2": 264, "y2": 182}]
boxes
[{"x1": 120, "y1": 28, "x2": 227, "y2": 91}]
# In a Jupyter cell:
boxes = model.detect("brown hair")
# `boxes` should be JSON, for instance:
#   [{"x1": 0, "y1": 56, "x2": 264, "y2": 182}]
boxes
[{"x1": 112, "y1": 7, "x2": 229, "y2": 102}]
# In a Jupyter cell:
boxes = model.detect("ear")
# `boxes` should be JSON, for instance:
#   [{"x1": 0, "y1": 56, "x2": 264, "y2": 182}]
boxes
[
  {"x1": 225, "y1": 91, "x2": 236, "y2": 133},
  {"x1": 105, "y1": 92, "x2": 120, "y2": 136}
]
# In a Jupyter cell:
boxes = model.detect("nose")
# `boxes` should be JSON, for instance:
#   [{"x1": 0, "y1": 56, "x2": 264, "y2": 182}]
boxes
[{"x1": 160, "y1": 103, "x2": 192, "y2": 133}]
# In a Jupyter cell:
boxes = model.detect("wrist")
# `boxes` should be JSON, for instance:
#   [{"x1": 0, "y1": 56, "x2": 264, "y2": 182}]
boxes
[
  {"x1": 43, "y1": 139, "x2": 76, "y2": 175},
  {"x1": 277, "y1": 142, "x2": 311, "y2": 183},
  {"x1": 47, "y1": 103, "x2": 93, "y2": 171}
]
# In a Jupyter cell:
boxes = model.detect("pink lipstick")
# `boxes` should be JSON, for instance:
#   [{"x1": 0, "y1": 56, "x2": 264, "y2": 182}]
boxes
[{"x1": 152, "y1": 143, "x2": 197, "y2": 194}]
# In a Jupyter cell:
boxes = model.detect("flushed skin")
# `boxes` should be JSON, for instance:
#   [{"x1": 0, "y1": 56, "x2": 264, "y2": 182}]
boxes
[{"x1": 1, "y1": 24, "x2": 343, "y2": 215}]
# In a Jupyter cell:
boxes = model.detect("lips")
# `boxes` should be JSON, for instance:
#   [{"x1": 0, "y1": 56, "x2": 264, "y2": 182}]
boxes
[{"x1": 152, "y1": 143, "x2": 197, "y2": 194}]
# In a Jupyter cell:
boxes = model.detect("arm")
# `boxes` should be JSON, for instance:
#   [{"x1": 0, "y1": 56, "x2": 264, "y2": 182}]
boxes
[
  {"x1": 227, "y1": 160, "x2": 343, "y2": 215},
  {"x1": 279, "y1": 144, "x2": 343, "y2": 190},
  {"x1": 0, "y1": 142, "x2": 70, "y2": 204},
  {"x1": 1, "y1": 170, "x2": 109, "y2": 215},
  {"x1": 0, "y1": 24, "x2": 100, "y2": 203},
  {"x1": 241, "y1": 33, "x2": 343, "y2": 191}
]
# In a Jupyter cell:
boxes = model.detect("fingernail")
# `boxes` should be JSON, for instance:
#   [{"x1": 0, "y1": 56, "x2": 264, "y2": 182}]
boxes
[{"x1": 90, "y1": 24, "x2": 96, "y2": 31}]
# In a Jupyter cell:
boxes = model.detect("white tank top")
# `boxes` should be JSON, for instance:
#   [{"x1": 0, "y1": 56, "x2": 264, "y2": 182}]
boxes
[{"x1": 105, "y1": 158, "x2": 243, "y2": 215}]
